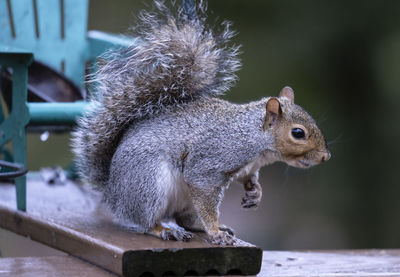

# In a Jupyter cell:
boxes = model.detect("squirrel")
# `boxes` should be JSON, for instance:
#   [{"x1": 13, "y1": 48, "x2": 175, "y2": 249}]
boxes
[{"x1": 72, "y1": 1, "x2": 330, "y2": 245}]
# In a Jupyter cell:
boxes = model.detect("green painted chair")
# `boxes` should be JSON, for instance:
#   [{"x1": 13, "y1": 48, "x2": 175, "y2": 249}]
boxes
[{"x1": 0, "y1": 0, "x2": 130, "y2": 211}]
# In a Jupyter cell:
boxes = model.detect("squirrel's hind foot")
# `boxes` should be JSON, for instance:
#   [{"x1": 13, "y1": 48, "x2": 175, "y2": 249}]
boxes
[
  {"x1": 160, "y1": 228, "x2": 194, "y2": 242},
  {"x1": 219, "y1": 225, "x2": 235, "y2": 236},
  {"x1": 210, "y1": 231, "x2": 237, "y2": 246},
  {"x1": 150, "y1": 224, "x2": 194, "y2": 242}
]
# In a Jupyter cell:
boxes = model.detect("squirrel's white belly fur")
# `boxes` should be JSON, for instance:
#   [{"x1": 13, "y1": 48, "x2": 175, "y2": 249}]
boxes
[
  {"x1": 159, "y1": 160, "x2": 192, "y2": 218},
  {"x1": 160, "y1": 150, "x2": 277, "y2": 219}
]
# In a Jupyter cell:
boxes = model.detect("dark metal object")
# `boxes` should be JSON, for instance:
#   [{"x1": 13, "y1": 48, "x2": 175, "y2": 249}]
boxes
[
  {"x1": 0, "y1": 160, "x2": 28, "y2": 180},
  {"x1": 27, "y1": 60, "x2": 85, "y2": 102},
  {"x1": 1, "y1": 60, "x2": 84, "y2": 107}
]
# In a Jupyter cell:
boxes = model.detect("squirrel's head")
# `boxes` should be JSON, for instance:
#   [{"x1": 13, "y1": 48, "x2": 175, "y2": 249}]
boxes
[{"x1": 263, "y1": 86, "x2": 331, "y2": 168}]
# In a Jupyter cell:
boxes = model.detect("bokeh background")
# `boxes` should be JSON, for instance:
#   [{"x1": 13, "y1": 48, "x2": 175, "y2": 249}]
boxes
[{"x1": 18, "y1": 0, "x2": 400, "y2": 250}]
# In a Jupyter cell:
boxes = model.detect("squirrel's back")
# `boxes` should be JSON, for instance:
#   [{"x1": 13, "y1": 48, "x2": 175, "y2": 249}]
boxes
[{"x1": 71, "y1": 1, "x2": 241, "y2": 187}]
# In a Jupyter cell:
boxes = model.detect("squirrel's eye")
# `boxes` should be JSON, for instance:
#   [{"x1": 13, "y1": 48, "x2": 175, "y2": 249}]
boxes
[{"x1": 291, "y1": 128, "x2": 305, "y2": 139}]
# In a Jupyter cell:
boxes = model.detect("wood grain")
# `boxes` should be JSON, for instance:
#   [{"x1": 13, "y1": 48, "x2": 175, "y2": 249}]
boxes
[
  {"x1": 259, "y1": 249, "x2": 400, "y2": 277},
  {"x1": 0, "y1": 256, "x2": 116, "y2": 277}
]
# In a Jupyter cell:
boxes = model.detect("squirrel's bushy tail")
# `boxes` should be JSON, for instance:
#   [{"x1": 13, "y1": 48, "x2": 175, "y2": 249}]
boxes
[{"x1": 72, "y1": 0, "x2": 241, "y2": 187}]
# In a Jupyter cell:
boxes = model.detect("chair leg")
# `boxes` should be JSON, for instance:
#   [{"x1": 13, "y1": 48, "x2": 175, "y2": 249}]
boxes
[
  {"x1": 13, "y1": 127, "x2": 27, "y2": 211},
  {"x1": 0, "y1": 53, "x2": 33, "y2": 211}
]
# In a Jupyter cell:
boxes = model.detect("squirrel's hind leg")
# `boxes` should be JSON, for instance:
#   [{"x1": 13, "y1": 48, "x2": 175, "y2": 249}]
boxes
[
  {"x1": 175, "y1": 212, "x2": 235, "y2": 236},
  {"x1": 187, "y1": 185, "x2": 237, "y2": 245}
]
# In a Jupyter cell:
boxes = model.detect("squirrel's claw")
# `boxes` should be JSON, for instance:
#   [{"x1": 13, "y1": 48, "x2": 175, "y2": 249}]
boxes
[
  {"x1": 219, "y1": 225, "x2": 235, "y2": 236},
  {"x1": 210, "y1": 231, "x2": 237, "y2": 246},
  {"x1": 159, "y1": 228, "x2": 194, "y2": 242},
  {"x1": 241, "y1": 194, "x2": 261, "y2": 209},
  {"x1": 241, "y1": 200, "x2": 258, "y2": 209},
  {"x1": 242, "y1": 180, "x2": 262, "y2": 209}
]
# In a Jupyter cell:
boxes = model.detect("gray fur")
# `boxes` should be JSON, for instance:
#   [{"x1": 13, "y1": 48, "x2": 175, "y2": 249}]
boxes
[
  {"x1": 71, "y1": 0, "x2": 241, "y2": 187},
  {"x1": 105, "y1": 97, "x2": 273, "y2": 230},
  {"x1": 71, "y1": 1, "x2": 329, "y2": 242}
]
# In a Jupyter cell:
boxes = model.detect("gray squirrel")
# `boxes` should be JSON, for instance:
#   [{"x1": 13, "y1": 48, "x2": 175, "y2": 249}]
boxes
[{"x1": 72, "y1": 1, "x2": 330, "y2": 245}]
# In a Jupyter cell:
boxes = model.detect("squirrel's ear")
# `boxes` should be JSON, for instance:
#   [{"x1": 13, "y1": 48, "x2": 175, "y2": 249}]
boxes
[
  {"x1": 279, "y1": 86, "x2": 294, "y2": 103},
  {"x1": 264, "y1": 98, "x2": 281, "y2": 130}
]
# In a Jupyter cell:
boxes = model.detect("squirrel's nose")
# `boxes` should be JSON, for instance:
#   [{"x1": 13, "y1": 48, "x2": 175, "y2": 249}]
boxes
[{"x1": 320, "y1": 151, "x2": 331, "y2": 163}]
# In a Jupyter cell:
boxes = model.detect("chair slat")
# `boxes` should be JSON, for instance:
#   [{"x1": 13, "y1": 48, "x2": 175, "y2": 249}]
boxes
[
  {"x1": 9, "y1": 0, "x2": 36, "y2": 47},
  {"x1": 36, "y1": 0, "x2": 61, "y2": 41},
  {"x1": 34, "y1": 0, "x2": 62, "y2": 71},
  {"x1": 63, "y1": 0, "x2": 88, "y2": 85},
  {"x1": 0, "y1": 0, "x2": 13, "y2": 39}
]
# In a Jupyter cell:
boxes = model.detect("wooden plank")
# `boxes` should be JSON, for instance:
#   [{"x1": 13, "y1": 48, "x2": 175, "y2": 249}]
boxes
[
  {"x1": 0, "y1": 256, "x2": 116, "y2": 277},
  {"x1": 0, "y1": 176, "x2": 262, "y2": 276},
  {"x1": 259, "y1": 250, "x2": 400, "y2": 277},
  {"x1": 0, "y1": 204, "x2": 125, "y2": 275},
  {"x1": 0, "y1": 227, "x2": 66, "y2": 257}
]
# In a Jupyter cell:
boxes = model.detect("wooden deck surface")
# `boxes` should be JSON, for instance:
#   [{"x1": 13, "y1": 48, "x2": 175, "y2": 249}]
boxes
[
  {"x1": 1, "y1": 176, "x2": 400, "y2": 276},
  {"x1": 260, "y1": 249, "x2": 400, "y2": 276},
  {"x1": 2, "y1": 249, "x2": 400, "y2": 276},
  {"x1": 0, "y1": 176, "x2": 261, "y2": 276},
  {"x1": 0, "y1": 256, "x2": 116, "y2": 277}
]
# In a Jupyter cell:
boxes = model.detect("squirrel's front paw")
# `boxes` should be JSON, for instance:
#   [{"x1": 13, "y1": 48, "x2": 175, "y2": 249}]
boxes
[
  {"x1": 210, "y1": 231, "x2": 237, "y2": 246},
  {"x1": 241, "y1": 180, "x2": 262, "y2": 209}
]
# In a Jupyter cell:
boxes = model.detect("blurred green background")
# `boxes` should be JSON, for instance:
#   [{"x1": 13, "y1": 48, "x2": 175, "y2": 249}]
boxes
[{"x1": 23, "y1": 0, "x2": 400, "y2": 250}]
